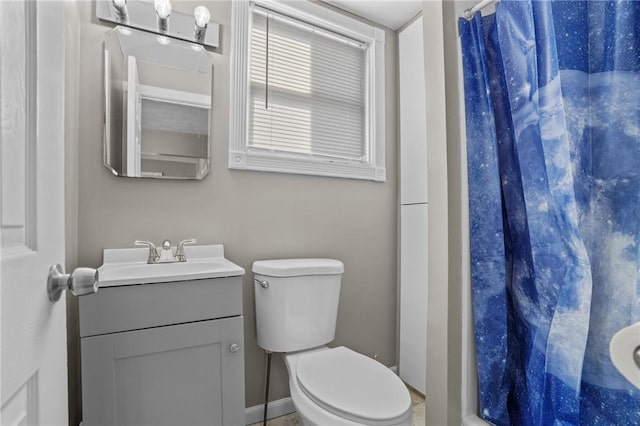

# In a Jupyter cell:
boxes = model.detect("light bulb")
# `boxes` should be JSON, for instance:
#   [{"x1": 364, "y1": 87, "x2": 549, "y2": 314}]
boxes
[
  {"x1": 194, "y1": 6, "x2": 210, "y2": 29},
  {"x1": 154, "y1": 0, "x2": 172, "y2": 19},
  {"x1": 112, "y1": 0, "x2": 128, "y2": 21}
]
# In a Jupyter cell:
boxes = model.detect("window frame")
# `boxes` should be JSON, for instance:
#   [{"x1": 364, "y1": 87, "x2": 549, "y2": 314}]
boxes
[{"x1": 229, "y1": 0, "x2": 386, "y2": 181}]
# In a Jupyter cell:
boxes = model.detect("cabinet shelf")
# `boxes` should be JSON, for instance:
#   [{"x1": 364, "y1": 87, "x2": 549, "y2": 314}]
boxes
[{"x1": 140, "y1": 152, "x2": 206, "y2": 165}]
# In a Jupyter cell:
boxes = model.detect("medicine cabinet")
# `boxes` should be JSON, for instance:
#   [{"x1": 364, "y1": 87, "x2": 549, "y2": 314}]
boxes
[{"x1": 104, "y1": 27, "x2": 212, "y2": 179}]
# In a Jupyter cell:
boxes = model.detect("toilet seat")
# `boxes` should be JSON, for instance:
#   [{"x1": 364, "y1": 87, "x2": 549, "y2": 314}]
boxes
[{"x1": 295, "y1": 347, "x2": 411, "y2": 425}]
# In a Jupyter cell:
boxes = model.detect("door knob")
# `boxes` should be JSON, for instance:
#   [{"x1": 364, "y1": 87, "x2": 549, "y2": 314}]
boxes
[
  {"x1": 229, "y1": 343, "x2": 240, "y2": 353},
  {"x1": 47, "y1": 264, "x2": 99, "y2": 302}
]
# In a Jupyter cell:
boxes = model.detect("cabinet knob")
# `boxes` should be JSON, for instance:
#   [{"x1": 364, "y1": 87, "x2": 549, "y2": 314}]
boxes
[{"x1": 229, "y1": 343, "x2": 240, "y2": 353}]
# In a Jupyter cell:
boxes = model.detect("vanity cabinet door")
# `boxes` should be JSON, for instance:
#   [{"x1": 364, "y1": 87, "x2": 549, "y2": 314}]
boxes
[{"x1": 81, "y1": 316, "x2": 245, "y2": 426}]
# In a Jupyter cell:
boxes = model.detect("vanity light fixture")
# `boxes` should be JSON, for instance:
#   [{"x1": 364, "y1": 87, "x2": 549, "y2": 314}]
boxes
[
  {"x1": 96, "y1": 0, "x2": 220, "y2": 48},
  {"x1": 111, "y1": 0, "x2": 128, "y2": 22},
  {"x1": 194, "y1": 6, "x2": 211, "y2": 43},
  {"x1": 154, "y1": 0, "x2": 172, "y2": 33}
]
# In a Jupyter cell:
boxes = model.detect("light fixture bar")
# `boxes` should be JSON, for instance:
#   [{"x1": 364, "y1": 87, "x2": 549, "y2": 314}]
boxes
[{"x1": 96, "y1": 0, "x2": 219, "y2": 48}]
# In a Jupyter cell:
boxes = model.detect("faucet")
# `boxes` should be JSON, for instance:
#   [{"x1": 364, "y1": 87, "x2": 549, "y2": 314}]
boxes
[
  {"x1": 135, "y1": 240, "x2": 159, "y2": 263},
  {"x1": 135, "y1": 239, "x2": 197, "y2": 264},
  {"x1": 176, "y1": 239, "x2": 197, "y2": 262}
]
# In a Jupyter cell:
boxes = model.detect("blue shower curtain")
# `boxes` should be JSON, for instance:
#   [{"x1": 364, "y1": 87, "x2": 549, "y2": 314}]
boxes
[{"x1": 460, "y1": 1, "x2": 640, "y2": 425}]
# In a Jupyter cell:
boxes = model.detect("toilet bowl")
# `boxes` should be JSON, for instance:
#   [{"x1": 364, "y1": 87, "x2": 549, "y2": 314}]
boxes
[
  {"x1": 285, "y1": 347, "x2": 412, "y2": 426},
  {"x1": 252, "y1": 259, "x2": 412, "y2": 426}
]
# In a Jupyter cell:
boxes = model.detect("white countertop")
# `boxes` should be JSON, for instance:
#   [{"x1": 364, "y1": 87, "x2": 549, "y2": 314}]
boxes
[{"x1": 98, "y1": 244, "x2": 245, "y2": 287}]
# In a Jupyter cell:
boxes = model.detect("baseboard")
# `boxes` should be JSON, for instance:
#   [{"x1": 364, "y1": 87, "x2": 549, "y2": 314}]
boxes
[
  {"x1": 81, "y1": 399, "x2": 296, "y2": 426},
  {"x1": 245, "y1": 397, "x2": 296, "y2": 425}
]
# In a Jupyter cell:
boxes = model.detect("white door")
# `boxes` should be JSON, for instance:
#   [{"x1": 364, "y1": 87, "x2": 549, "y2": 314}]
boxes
[{"x1": 1, "y1": 2, "x2": 69, "y2": 424}]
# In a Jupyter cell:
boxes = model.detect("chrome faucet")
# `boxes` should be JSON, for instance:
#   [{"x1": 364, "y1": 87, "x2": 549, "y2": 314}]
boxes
[
  {"x1": 176, "y1": 239, "x2": 197, "y2": 262},
  {"x1": 135, "y1": 240, "x2": 159, "y2": 263},
  {"x1": 135, "y1": 239, "x2": 197, "y2": 264}
]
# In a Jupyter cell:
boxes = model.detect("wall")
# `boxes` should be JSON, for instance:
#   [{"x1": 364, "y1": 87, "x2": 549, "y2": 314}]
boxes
[
  {"x1": 66, "y1": 1, "x2": 398, "y2": 423},
  {"x1": 63, "y1": 3, "x2": 82, "y2": 425},
  {"x1": 421, "y1": 1, "x2": 455, "y2": 424},
  {"x1": 422, "y1": 0, "x2": 489, "y2": 424},
  {"x1": 443, "y1": 1, "x2": 490, "y2": 424}
]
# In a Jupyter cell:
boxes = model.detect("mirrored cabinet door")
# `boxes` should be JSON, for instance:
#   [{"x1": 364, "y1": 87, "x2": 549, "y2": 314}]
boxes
[{"x1": 104, "y1": 27, "x2": 212, "y2": 180}]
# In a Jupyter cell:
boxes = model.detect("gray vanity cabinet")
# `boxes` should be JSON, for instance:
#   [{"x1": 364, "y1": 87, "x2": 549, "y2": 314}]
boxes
[{"x1": 79, "y1": 276, "x2": 245, "y2": 426}]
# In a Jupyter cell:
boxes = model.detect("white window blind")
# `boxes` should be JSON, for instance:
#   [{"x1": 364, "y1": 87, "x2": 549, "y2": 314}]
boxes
[{"x1": 249, "y1": 6, "x2": 368, "y2": 163}]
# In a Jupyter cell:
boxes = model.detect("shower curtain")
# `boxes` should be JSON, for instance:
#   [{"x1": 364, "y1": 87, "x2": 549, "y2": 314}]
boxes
[{"x1": 459, "y1": 1, "x2": 639, "y2": 425}]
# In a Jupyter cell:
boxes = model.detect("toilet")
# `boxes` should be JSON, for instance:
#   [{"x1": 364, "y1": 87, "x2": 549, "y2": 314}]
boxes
[{"x1": 253, "y1": 259, "x2": 412, "y2": 426}]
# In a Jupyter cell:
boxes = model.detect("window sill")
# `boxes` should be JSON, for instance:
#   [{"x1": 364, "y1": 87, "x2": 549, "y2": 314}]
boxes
[{"x1": 229, "y1": 150, "x2": 386, "y2": 182}]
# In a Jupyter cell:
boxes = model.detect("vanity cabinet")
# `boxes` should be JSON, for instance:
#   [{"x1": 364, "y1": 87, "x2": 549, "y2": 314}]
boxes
[{"x1": 79, "y1": 273, "x2": 245, "y2": 426}]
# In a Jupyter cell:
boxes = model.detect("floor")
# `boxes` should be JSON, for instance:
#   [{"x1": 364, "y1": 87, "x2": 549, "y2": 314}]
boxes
[{"x1": 250, "y1": 385, "x2": 426, "y2": 426}]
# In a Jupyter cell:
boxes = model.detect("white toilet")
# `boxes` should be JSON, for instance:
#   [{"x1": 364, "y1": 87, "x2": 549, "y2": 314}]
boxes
[{"x1": 253, "y1": 259, "x2": 412, "y2": 426}]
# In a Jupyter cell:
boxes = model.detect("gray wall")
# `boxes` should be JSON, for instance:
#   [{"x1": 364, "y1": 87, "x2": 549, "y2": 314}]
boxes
[
  {"x1": 442, "y1": 1, "x2": 486, "y2": 424},
  {"x1": 64, "y1": 3, "x2": 82, "y2": 425},
  {"x1": 66, "y1": 1, "x2": 398, "y2": 424},
  {"x1": 422, "y1": 0, "x2": 485, "y2": 424},
  {"x1": 421, "y1": 1, "x2": 455, "y2": 424}
]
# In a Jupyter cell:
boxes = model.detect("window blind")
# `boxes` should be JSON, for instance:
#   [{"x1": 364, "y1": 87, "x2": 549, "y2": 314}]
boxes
[{"x1": 249, "y1": 6, "x2": 368, "y2": 163}]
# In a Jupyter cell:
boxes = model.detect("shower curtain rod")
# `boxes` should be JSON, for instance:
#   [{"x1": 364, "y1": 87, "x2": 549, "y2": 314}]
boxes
[{"x1": 462, "y1": 0, "x2": 498, "y2": 20}]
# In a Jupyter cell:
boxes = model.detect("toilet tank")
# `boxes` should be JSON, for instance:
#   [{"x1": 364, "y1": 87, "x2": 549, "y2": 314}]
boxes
[{"x1": 253, "y1": 259, "x2": 344, "y2": 353}]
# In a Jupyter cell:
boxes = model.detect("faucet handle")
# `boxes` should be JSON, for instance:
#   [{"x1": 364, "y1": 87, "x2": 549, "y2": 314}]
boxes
[
  {"x1": 176, "y1": 238, "x2": 197, "y2": 261},
  {"x1": 135, "y1": 240, "x2": 159, "y2": 263}
]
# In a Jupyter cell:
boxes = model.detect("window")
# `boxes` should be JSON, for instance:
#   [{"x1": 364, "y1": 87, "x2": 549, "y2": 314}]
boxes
[{"x1": 229, "y1": 0, "x2": 386, "y2": 181}]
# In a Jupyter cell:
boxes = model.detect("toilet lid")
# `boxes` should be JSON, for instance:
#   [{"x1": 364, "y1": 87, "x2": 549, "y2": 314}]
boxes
[{"x1": 296, "y1": 347, "x2": 411, "y2": 425}]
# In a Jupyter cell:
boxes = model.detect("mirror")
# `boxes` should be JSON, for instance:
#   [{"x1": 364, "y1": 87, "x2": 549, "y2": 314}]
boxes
[{"x1": 104, "y1": 27, "x2": 212, "y2": 179}]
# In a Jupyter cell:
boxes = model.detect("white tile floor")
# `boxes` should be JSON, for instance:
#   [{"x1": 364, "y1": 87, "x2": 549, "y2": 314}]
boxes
[{"x1": 250, "y1": 385, "x2": 425, "y2": 426}]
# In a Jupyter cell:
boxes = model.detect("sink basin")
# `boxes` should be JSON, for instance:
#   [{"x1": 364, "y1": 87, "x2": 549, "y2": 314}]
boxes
[{"x1": 98, "y1": 244, "x2": 244, "y2": 287}]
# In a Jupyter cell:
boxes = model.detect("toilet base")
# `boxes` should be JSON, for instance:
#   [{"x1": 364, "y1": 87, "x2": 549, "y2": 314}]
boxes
[{"x1": 284, "y1": 347, "x2": 412, "y2": 426}]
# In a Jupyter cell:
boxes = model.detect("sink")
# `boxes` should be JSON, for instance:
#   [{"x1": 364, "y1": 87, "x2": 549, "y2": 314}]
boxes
[{"x1": 98, "y1": 244, "x2": 244, "y2": 287}]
